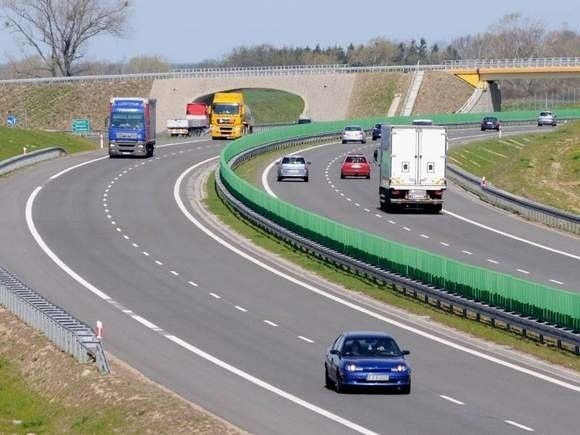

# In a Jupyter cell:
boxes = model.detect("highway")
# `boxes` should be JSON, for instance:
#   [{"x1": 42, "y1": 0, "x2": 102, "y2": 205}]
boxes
[{"x1": 0, "y1": 130, "x2": 578, "y2": 434}]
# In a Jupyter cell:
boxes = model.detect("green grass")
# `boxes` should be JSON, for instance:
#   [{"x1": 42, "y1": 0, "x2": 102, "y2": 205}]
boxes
[
  {"x1": 207, "y1": 170, "x2": 580, "y2": 371},
  {"x1": 348, "y1": 73, "x2": 402, "y2": 118},
  {"x1": 0, "y1": 126, "x2": 97, "y2": 161},
  {"x1": 450, "y1": 121, "x2": 580, "y2": 213},
  {"x1": 241, "y1": 89, "x2": 304, "y2": 124}
]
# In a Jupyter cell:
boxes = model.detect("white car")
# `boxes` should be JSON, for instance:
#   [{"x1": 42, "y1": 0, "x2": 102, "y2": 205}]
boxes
[
  {"x1": 537, "y1": 111, "x2": 557, "y2": 127},
  {"x1": 341, "y1": 125, "x2": 366, "y2": 144}
]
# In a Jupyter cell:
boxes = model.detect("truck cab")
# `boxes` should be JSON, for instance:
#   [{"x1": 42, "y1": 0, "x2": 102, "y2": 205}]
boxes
[
  {"x1": 210, "y1": 92, "x2": 253, "y2": 139},
  {"x1": 108, "y1": 98, "x2": 156, "y2": 157}
]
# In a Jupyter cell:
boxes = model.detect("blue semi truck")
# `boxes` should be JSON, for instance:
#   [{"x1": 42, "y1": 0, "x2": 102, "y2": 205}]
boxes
[{"x1": 108, "y1": 97, "x2": 156, "y2": 158}]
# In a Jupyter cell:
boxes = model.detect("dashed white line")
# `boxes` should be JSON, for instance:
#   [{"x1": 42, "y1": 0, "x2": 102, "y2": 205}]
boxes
[
  {"x1": 111, "y1": 221, "x2": 116, "y2": 225},
  {"x1": 131, "y1": 314, "x2": 159, "y2": 330},
  {"x1": 420, "y1": 234, "x2": 430, "y2": 239},
  {"x1": 235, "y1": 305, "x2": 248, "y2": 312},
  {"x1": 340, "y1": 193, "x2": 345, "y2": 197},
  {"x1": 170, "y1": 270, "x2": 179, "y2": 276},
  {"x1": 549, "y1": 279, "x2": 564, "y2": 285},
  {"x1": 440, "y1": 242, "x2": 450, "y2": 247},
  {"x1": 439, "y1": 395, "x2": 465, "y2": 405},
  {"x1": 517, "y1": 269, "x2": 530, "y2": 274},
  {"x1": 107, "y1": 214, "x2": 112, "y2": 219},
  {"x1": 487, "y1": 259, "x2": 499, "y2": 264},
  {"x1": 388, "y1": 220, "x2": 396, "y2": 224},
  {"x1": 264, "y1": 320, "x2": 279, "y2": 327},
  {"x1": 374, "y1": 214, "x2": 382, "y2": 218},
  {"x1": 346, "y1": 198, "x2": 352, "y2": 202},
  {"x1": 155, "y1": 260, "x2": 163, "y2": 266},
  {"x1": 123, "y1": 235, "x2": 130, "y2": 240},
  {"x1": 298, "y1": 336, "x2": 315, "y2": 343},
  {"x1": 403, "y1": 227, "x2": 411, "y2": 232},
  {"x1": 188, "y1": 281, "x2": 199, "y2": 287},
  {"x1": 209, "y1": 292, "x2": 221, "y2": 299},
  {"x1": 116, "y1": 227, "x2": 122, "y2": 232},
  {"x1": 132, "y1": 243, "x2": 139, "y2": 248},
  {"x1": 142, "y1": 251, "x2": 150, "y2": 257},
  {"x1": 504, "y1": 420, "x2": 534, "y2": 432},
  {"x1": 354, "y1": 202, "x2": 360, "y2": 207},
  {"x1": 364, "y1": 208, "x2": 370, "y2": 212},
  {"x1": 462, "y1": 250, "x2": 473, "y2": 255},
  {"x1": 105, "y1": 209, "x2": 109, "y2": 213}
]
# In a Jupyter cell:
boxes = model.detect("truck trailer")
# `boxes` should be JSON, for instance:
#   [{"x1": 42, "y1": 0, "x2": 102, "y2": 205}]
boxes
[
  {"x1": 210, "y1": 92, "x2": 253, "y2": 139},
  {"x1": 378, "y1": 124, "x2": 447, "y2": 213},
  {"x1": 108, "y1": 97, "x2": 156, "y2": 158},
  {"x1": 166, "y1": 103, "x2": 210, "y2": 137}
]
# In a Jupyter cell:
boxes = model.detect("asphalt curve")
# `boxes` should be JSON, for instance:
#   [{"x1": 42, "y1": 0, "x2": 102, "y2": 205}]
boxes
[{"x1": 0, "y1": 134, "x2": 578, "y2": 434}]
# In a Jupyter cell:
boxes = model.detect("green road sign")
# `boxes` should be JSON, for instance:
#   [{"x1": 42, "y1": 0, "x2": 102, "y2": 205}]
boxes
[{"x1": 72, "y1": 118, "x2": 90, "y2": 133}]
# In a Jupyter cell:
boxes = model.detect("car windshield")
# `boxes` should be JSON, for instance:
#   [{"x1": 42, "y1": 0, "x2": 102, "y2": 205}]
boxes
[
  {"x1": 342, "y1": 337, "x2": 402, "y2": 357},
  {"x1": 282, "y1": 156, "x2": 305, "y2": 164},
  {"x1": 484, "y1": 117, "x2": 497, "y2": 121},
  {"x1": 539, "y1": 112, "x2": 552, "y2": 117},
  {"x1": 345, "y1": 156, "x2": 367, "y2": 164},
  {"x1": 213, "y1": 103, "x2": 240, "y2": 115},
  {"x1": 110, "y1": 113, "x2": 144, "y2": 129},
  {"x1": 344, "y1": 126, "x2": 362, "y2": 132},
  {"x1": 374, "y1": 124, "x2": 381, "y2": 128}
]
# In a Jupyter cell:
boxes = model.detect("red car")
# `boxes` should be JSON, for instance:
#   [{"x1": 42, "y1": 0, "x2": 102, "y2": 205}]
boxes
[{"x1": 340, "y1": 154, "x2": 371, "y2": 179}]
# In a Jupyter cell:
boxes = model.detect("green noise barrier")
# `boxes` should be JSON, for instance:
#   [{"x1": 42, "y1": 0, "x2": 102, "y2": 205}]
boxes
[{"x1": 219, "y1": 111, "x2": 580, "y2": 331}]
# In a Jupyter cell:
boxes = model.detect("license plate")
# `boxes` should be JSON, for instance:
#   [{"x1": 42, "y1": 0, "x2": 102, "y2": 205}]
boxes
[
  {"x1": 352, "y1": 164, "x2": 361, "y2": 168},
  {"x1": 366, "y1": 374, "x2": 389, "y2": 381},
  {"x1": 409, "y1": 192, "x2": 426, "y2": 199}
]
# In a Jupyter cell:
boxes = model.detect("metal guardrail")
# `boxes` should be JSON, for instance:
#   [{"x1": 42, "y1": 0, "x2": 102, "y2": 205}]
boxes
[
  {"x1": 217, "y1": 130, "x2": 580, "y2": 355},
  {"x1": 2, "y1": 57, "x2": 580, "y2": 86},
  {"x1": 447, "y1": 164, "x2": 580, "y2": 235},
  {"x1": 0, "y1": 266, "x2": 110, "y2": 373},
  {"x1": 0, "y1": 147, "x2": 67, "y2": 177}
]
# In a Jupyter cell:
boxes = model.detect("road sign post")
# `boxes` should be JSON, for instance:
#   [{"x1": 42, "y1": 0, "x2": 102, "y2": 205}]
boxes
[
  {"x1": 71, "y1": 118, "x2": 90, "y2": 134},
  {"x1": 6, "y1": 114, "x2": 17, "y2": 127}
]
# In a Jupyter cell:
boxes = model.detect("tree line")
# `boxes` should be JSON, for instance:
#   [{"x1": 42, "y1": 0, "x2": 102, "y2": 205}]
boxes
[{"x1": 1, "y1": 2, "x2": 579, "y2": 78}]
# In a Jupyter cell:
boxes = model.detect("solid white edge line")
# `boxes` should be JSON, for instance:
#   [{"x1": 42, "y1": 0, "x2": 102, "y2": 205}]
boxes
[
  {"x1": 504, "y1": 420, "x2": 534, "y2": 432},
  {"x1": 175, "y1": 158, "x2": 580, "y2": 393},
  {"x1": 439, "y1": 395, "x2": 465, "y2": 405},
  {"x1": 164, "y1": 334, "x2": 377, "y2": 435},
  {"x1": 132, "y1": 314, "x2": 159, "y2": 330},
  {"x1": 443, "y1": 209, "x2": 580, "y2": 261}
]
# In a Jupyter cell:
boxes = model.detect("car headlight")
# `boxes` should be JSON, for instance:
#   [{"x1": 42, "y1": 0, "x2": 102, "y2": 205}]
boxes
[
  {"x1": 391, "y1": 364, "x2": 408, "y2": 372},
  {"x1": 345, "y1": 364, "x2": 362, "y2": 372}
]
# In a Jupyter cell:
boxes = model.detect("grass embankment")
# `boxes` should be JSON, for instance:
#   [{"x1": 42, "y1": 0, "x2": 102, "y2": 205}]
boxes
[
  {"x1": 347, "y1": 72, "x2": 407, "y2": 118},
  {"x1": 450, "y1": 121, "x2": 580, "y2": 213},
  {"x1": 0, "y1": 126, "x2": 97, "y2": 161},
  {"x1": 241, "y1": 89, "x2": 304, "y2": 124},
  {"x1": 206, "y1": 157, "x2": 580, "y2": 371},
  {"x1": 0, "y1": 309, "x2": 238, "y2": 434}
]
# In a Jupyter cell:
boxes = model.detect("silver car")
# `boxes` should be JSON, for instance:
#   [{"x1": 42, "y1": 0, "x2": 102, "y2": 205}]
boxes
[
  {"x1": 341, "y1": 125, "x2": 366, "y2": 144},
  {"x1": 277, "y1": 155, "x2": 310, "y2": 182},
  {"x1": 537, "y1": 111, "x2": 557, "y2": 127}
]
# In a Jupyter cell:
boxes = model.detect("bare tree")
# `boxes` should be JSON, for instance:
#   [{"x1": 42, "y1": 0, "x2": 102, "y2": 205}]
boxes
[{"x1": 1, "y1": 0, "x2": 130, "y2": 76}]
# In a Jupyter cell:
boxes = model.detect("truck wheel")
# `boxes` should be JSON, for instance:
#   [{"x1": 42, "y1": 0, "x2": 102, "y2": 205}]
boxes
[
  {"x1": 304, "y1": 176, "x2": 309, "y2": 182},
  {"x1": 431, "y1": 204, "x2": 442, "y2": 214}
]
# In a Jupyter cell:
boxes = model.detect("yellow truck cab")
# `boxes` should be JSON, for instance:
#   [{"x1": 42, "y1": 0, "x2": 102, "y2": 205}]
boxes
[{"x1": 210, "y1": 92, "x2": 253, "y2": 139}]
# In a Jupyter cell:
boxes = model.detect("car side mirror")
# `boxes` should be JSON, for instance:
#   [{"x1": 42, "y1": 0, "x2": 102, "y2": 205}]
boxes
[
  {"x1": 276, "y1": 161, "x2": 280, "y2": 165},
  {"x1": 307, "y1": 161, "x2": 311, "y2": 165},
  {"x1": 401, "y1": 350, "x2": 410, "y2": 355},
  {"x1": 330, "y1": 349, "x2": 341, "y2": 356}
]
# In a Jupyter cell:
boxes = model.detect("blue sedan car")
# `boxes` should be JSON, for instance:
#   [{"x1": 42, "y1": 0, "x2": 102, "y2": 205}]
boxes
[{"x1": 324, "y1": 331, "x2": 411, "y2": 394}]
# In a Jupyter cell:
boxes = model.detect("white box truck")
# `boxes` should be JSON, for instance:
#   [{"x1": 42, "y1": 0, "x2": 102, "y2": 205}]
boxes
[{"x1": 378, "y1": 124, "x2": 447, "y2": 213}]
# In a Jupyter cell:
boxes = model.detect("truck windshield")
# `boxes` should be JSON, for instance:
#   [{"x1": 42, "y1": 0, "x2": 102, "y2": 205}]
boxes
[
  {"x1": 111, "y1": 113, "x2": 144, "y2": 129},
  {"x1": 213, "y1": 103, "x2": 239, "y2": 115}
]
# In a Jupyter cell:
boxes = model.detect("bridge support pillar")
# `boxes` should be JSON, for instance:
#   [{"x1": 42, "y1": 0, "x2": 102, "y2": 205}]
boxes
[{"x1": 488, "y1": 81, "x2": 502, "y2": 112}]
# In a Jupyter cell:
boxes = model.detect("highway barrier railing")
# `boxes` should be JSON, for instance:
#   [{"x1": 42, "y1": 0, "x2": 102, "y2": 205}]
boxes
[
  {"x1": 0, "y1": 266, "x2": 110, "y2": 373},
  {"x1": 0, "y1": 147, "x2": 67, "y2": 177},
  {"x1": 217, "y1": 112, "x2": 580, "y2": 353}
]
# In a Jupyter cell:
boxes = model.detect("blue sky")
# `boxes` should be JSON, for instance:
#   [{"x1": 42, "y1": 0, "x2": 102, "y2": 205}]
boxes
[{"x1": 0, "y1": 0, "x2": 578, "y2": 64}]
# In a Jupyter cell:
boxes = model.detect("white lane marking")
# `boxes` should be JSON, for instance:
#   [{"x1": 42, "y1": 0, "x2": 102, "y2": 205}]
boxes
[
  {"x1": 165, "y1": 334, "x2": 376, "y2": 435},
  {"x1": 462, "y1": 250, "x2": 473, "y2": 255},
  {"x1": 132, "y1": 315, "x2": 159, "y2": 330},
  {"x1": 174, "y1": 158, "x2": 580, "y2": 393},
  {"x1": 264, "y1": 320, "x2": 279, "y2": 327},
  {"x1": 105, "y1": 209, "x2": 109, "y2": 213},
  {"x1": 49, "y1": 156, "x2": 109, "y2": 180},
  {"x1": 340, "y1": 193, "x2": 345, "y2": 197},
  {"x1": 440, "y1": 242, "x2": 450, "y2": 247},
  {"x1": 170, "y1": 270, "x2": 179, "y2": 276},
  {"x1": 444, "y1": 210, "x2": 580, "y2": 261},
  {"x1": 549, "y1": 279, "x2": 564, "y2": 285},
  {"x1": 103, "y1": 193, "x2": 108, "y2": 198},
  {"x1": 517, "y1": 269, "x2": 530, "y2": 274},
  {"x1": 364, "y1": 208, "x2": 370, "y2": 212},
  {"x1": 505, "y1": 420, "x2": 534, "y2": 432},
  {"x1": 346, "y1": 197, "x2": 352, "y2": 202},
  {"x1": 374, "y1": 214, "x2": 382, "y2": 218},
  {"x1": 188, "y1": 281, "x2": 199, "y2": 287},
  {"x1": 298, "y1": 336, "x2": 315, "y2": 343},
  {"x1": 388, "y1": 220, "x2": 396, "y2": 224},
  {"x1": 142, "y1": 251, "x2": 150, "y2": 256},
  {"x1": 107, "y1": 214, "x2": 112, "y2": 219},
  {"x1": 209, "y1": 292, "x2": 222, "y2": 299},
  {"x1": 403, "y1": 227, "x2": 411, "y2": 232},
  {"x1": 155, "y1": 260, "x2": 163, "y2": 266},
  {"x1": 420, "y1": 234, "x2": 430, "y2": 239},
  {"x1": 132, "y1": 243, "x2": 139, "y2": 248},
  {"x1": 354, "y1": 202, "x2": 360, "y2": 207},
  {"x1": 116, "y1": 227, "x2": 122, "y2": 232},
  {"x1": 235, "y1": 305, "x2": 248, "y2": 312},
  {"x1": 111, "y1": 221, "x2": 116, "y2": 225},
  {"x1": 26, "y1": 187, "x2": 111, "y2": 301},
  {"x1": 123, "y1": 235, "x2": 130, "y2": 240},
  {"x1": 439, "y1": 395, "x2": 465, "y2": 405},
  {"x1": 487, "y1": 259, "x2": 499, "y2": 264}
]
